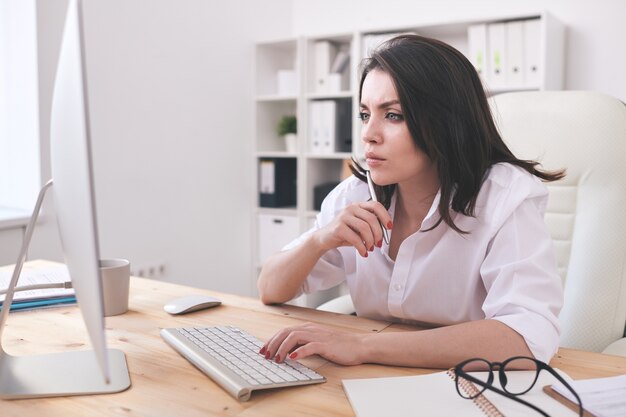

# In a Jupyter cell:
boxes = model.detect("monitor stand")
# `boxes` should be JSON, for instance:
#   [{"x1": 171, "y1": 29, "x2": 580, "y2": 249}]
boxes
[{"x1": 0, "y1": 180, "x2": 131, "y2": 399}]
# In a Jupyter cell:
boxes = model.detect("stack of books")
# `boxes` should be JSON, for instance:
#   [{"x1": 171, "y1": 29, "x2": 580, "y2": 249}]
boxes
[{"x1": 0, "y1": 264, "x2": 76, "y2": 311}]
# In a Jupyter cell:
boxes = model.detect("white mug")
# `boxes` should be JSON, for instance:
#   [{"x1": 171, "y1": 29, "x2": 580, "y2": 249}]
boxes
[{"x1": 99, "y1": 258, "x2": 130, "y2": 316}]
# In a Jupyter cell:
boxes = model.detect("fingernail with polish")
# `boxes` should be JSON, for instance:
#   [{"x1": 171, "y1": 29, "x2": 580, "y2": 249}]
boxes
[
  {"x1": 289, "y1": 352, "x2": 298, "y2": 359},
  {"x1": 387, "y1": 220, "x2": 393, "y2": 229},
  {"x1": 377, "y1": 240, "x2": 382, "y2": 248},
  {"x1": 265, "y1": 351, "x2": 270, "y2": 359},
  {"x1": 259, "y1": 346, "x2": 266, "y2": 354},
  {"x1": 275, "y1": 354, "x2": 281, "y2": 363}
]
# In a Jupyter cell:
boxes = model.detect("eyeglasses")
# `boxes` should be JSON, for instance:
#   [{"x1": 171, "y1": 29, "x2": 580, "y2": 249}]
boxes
[{"x1": 454, "y1": 356, "x2": 583, "y2": 417}]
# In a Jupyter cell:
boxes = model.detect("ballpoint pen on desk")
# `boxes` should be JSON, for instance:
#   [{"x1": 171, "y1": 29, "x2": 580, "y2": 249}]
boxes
[{"x1": 366, "y1": 170, "x2": 390, "y2": 246}]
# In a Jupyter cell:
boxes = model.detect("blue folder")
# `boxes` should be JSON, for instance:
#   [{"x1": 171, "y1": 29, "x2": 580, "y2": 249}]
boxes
[{"x1": 0, "y1": 296, "x2": 77, "y2": 311}]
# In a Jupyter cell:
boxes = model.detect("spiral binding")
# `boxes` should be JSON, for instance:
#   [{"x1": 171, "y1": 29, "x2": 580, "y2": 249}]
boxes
[{"x1": 446, "y1": 369, "x2": 506, "y2": 417}]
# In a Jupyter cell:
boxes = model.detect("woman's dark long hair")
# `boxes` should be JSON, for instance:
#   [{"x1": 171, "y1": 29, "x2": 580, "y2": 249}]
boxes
[{"x1": 352, "y1": 34, "x2": 565, "y2": 233}]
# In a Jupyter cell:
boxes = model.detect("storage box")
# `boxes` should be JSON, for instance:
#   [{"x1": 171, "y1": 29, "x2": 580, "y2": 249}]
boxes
[
  {"x1": 257, "y1": 214, "x2": 300, "y2": 263},
  {"x1": 277, "y1": 70, "x2": 297, "y2": 96}
]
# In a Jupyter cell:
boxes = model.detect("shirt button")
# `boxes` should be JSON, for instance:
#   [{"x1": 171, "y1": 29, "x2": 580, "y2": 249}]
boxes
[{"x1": 394, "y1": 284, "x2": 402, "y2": 291}]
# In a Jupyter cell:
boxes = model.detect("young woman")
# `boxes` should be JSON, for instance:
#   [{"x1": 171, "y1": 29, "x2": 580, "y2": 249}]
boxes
[{"x1": 257, "y1": 34, "x2": 565, "y2": 368}]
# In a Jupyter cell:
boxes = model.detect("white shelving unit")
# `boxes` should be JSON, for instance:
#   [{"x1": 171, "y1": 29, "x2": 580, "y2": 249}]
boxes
[{"x1": 252, "y1": 11, "x2": 565, "y2": 302}]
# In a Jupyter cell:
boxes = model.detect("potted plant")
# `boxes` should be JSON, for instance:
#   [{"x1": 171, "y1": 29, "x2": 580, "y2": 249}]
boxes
[{"x1": 277, "y1": 115, "x2": 297, "y2": 153}]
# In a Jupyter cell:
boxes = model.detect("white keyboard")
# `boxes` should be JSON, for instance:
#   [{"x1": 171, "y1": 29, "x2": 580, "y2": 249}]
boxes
[{"x1": 160, "y1": 326, "x2": 325, "y2": 401}]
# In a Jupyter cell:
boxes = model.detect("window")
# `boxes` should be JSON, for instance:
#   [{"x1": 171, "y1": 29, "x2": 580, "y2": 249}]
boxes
[{"x1": 0, "y1": 0, "x2": 41, "y2": 225}]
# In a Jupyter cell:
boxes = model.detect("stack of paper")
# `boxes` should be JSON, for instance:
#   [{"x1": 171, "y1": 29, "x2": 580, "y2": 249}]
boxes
[
  {"x1": 551, "y1": 374, "x2": 626, "y2": 417},
  {"x1": 0, "y1": 264, "x2": 76, "y2": 311}
]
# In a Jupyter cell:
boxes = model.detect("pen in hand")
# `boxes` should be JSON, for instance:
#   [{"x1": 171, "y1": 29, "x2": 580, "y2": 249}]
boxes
[{"x1": 366, "y1": 171, "x2": 390, "y2": 246}]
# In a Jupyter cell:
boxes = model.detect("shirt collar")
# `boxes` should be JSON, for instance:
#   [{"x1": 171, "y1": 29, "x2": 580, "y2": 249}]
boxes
[
  {"x1": 389, "y1": 188, "x2": 443, "y2": 231},
  {"x1": 421, "y1": 189, "x2": 442, "y2": 230}
]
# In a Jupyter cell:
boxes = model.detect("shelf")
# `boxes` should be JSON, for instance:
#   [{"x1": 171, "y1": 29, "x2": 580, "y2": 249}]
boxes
[
  {"x1": 252, "y1": 11, "x2": 564, "y2": 285},
  {"x1": 305, "y1": 152, "x2": 352, "y2": 160},
  {"x1": 488, "y1": 85, "x2": 542, "y2": 95},
  {"x1": 306, "y1": 159, "x2": 347, "y2": 212},
  {"x1": 256, "y1": 37, "x2": 298, "y2": 48},
  {"x1": 305, "y1": 35, "x2": 353, "y2": 95},
  {"x1": 255, "y1": 38, "x2": 299, "y2": 97},
  {"x1": 256, "y1": 207, "x2": 298, "y2": 216},
  {"x1": 255, "y1": 100, "x2": 298, "y2": 152},
  {"x1": 255, "y1": 94, "x2": 298, "y2": 102},
  {"x1": 306, "y1": 91, "x2": 354, "y2": 100},
  {"x1": 257, "y1": 151, "x2": 298, "y2": 158}
]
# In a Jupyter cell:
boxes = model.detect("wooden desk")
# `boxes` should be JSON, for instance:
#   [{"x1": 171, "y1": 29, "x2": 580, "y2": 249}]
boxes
[{"x1": 2, "y1": 261, "x2": 626, "y2": 417}]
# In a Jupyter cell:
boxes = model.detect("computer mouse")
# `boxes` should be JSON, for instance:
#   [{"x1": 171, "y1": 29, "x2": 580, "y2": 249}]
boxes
[{"x1": 164, "y1": 295, "x2": 222, "y2": 315}]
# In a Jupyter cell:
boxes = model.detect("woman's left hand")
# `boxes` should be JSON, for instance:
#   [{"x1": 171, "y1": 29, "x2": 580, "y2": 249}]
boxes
[{"x1": 260, "y1": 322, "x2": 369, "y2": 366}]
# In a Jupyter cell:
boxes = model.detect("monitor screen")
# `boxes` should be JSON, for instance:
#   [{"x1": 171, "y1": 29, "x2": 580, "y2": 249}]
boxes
[{"x1": 49, "y1": 0, "x2": 108, "y2": 380}]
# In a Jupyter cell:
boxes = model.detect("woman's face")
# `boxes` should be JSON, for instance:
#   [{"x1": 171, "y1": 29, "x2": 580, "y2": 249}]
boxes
[{"x1": 359, "y1": 69, "x2": 436, "y2": 188}]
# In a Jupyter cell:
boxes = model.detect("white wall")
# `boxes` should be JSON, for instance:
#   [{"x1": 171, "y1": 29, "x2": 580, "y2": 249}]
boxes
[
  {"x1": 292, "y1": 0, "x2": 626, "y2": 103},
  {"x1": 5, "y1": 0, "x2": 623, "y2": 297},
  {"x1": 21, "y1": 0, "x2": 293, "y2": 295}
]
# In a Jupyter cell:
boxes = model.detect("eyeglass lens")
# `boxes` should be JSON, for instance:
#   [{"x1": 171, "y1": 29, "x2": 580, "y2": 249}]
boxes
[
  {"x1": 456, "y1": 358, "x2": 491, "y2": 399},
  {"x1": 499, "y1": 357, "x2": 540, "y2": 395}
]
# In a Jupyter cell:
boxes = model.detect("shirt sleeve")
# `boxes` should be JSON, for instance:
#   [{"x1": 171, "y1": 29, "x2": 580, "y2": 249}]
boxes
[
  {"x1": 480, "y1": 174, "x2": 563, "y2": 363},
  {"x1": 282, "y1": 177, "x2": 365, "y2": 296},
  {"x1": 282, "y1": 221, "x2": 347, "y2": 296}
]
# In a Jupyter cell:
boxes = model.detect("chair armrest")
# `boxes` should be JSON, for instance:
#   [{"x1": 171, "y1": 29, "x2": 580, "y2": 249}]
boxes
[
  {"x1": 602, "y1": 337, "x2": 626, "y2": 357},
  {"x1": 316, "y1": 294, "x2": 355, "y2": 315}
]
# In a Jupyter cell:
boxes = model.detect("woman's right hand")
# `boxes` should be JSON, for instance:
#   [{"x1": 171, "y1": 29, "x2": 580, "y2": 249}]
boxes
[
  {"x1": 258, "y1": 200, "x2": 391, "y2": 305},
  {"x1": 313, "y1": 201, "x2": 392, "y2": 257}
]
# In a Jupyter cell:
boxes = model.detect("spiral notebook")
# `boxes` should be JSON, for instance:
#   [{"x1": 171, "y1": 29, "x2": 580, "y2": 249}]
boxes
[{"x1": 342, "y1": 369, "x2": 579, "y2": 417}]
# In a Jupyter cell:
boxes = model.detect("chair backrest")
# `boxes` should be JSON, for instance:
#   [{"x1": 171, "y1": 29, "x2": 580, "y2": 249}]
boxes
[{"x1": 489, "y1": 91, "x2": 626, "y2": 352}]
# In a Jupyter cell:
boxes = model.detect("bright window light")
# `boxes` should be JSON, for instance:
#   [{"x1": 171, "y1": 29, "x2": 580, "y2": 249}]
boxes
[{"x1": 0, "y1": 0, "x2": 41, "y2": 220}]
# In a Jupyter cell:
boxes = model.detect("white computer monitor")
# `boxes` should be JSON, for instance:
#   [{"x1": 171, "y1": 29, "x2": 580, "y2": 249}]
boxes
[{"x1": 0, "y1": 0, "x2": 130, "y2": 398}]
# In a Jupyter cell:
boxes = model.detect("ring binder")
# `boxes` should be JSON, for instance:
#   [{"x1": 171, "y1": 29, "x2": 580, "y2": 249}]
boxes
[{"x1": 447, "y1": 369, "x2": 506, "y2": 417}]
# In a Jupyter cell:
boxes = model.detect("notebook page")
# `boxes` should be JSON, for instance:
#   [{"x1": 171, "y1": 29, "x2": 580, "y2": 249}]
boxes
[
  {"x1": 0, "y1": 264, "x2": 74, "y2": 302},
  {"x1": 343, "y1": 369, "x2": 579, "y2": 417},
  {"x1": 342, "y1": 371, "x2": 486, "y2": 417},
  {"x1": 480, "y1": 370, "x2": 578, "y2": 417}
]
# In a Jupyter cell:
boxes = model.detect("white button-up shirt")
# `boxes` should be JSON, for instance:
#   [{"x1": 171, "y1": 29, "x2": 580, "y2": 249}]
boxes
[{"x1": 285, "y1": 163, "x2": 563, "y2": 362}]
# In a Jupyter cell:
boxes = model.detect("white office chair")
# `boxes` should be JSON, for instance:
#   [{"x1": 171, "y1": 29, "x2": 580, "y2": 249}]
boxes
[
  {"x1": 318, "y1": 91, "x2": 626, "y2": 357},
  {"x1": 492, "y1": 91, "x2": 626, "y2": 356}
]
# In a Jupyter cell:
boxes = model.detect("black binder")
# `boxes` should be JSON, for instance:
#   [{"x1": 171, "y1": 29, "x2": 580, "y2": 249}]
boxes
[{"x1": 259, "y1": 158, "x2": 297, "y2": 208}]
